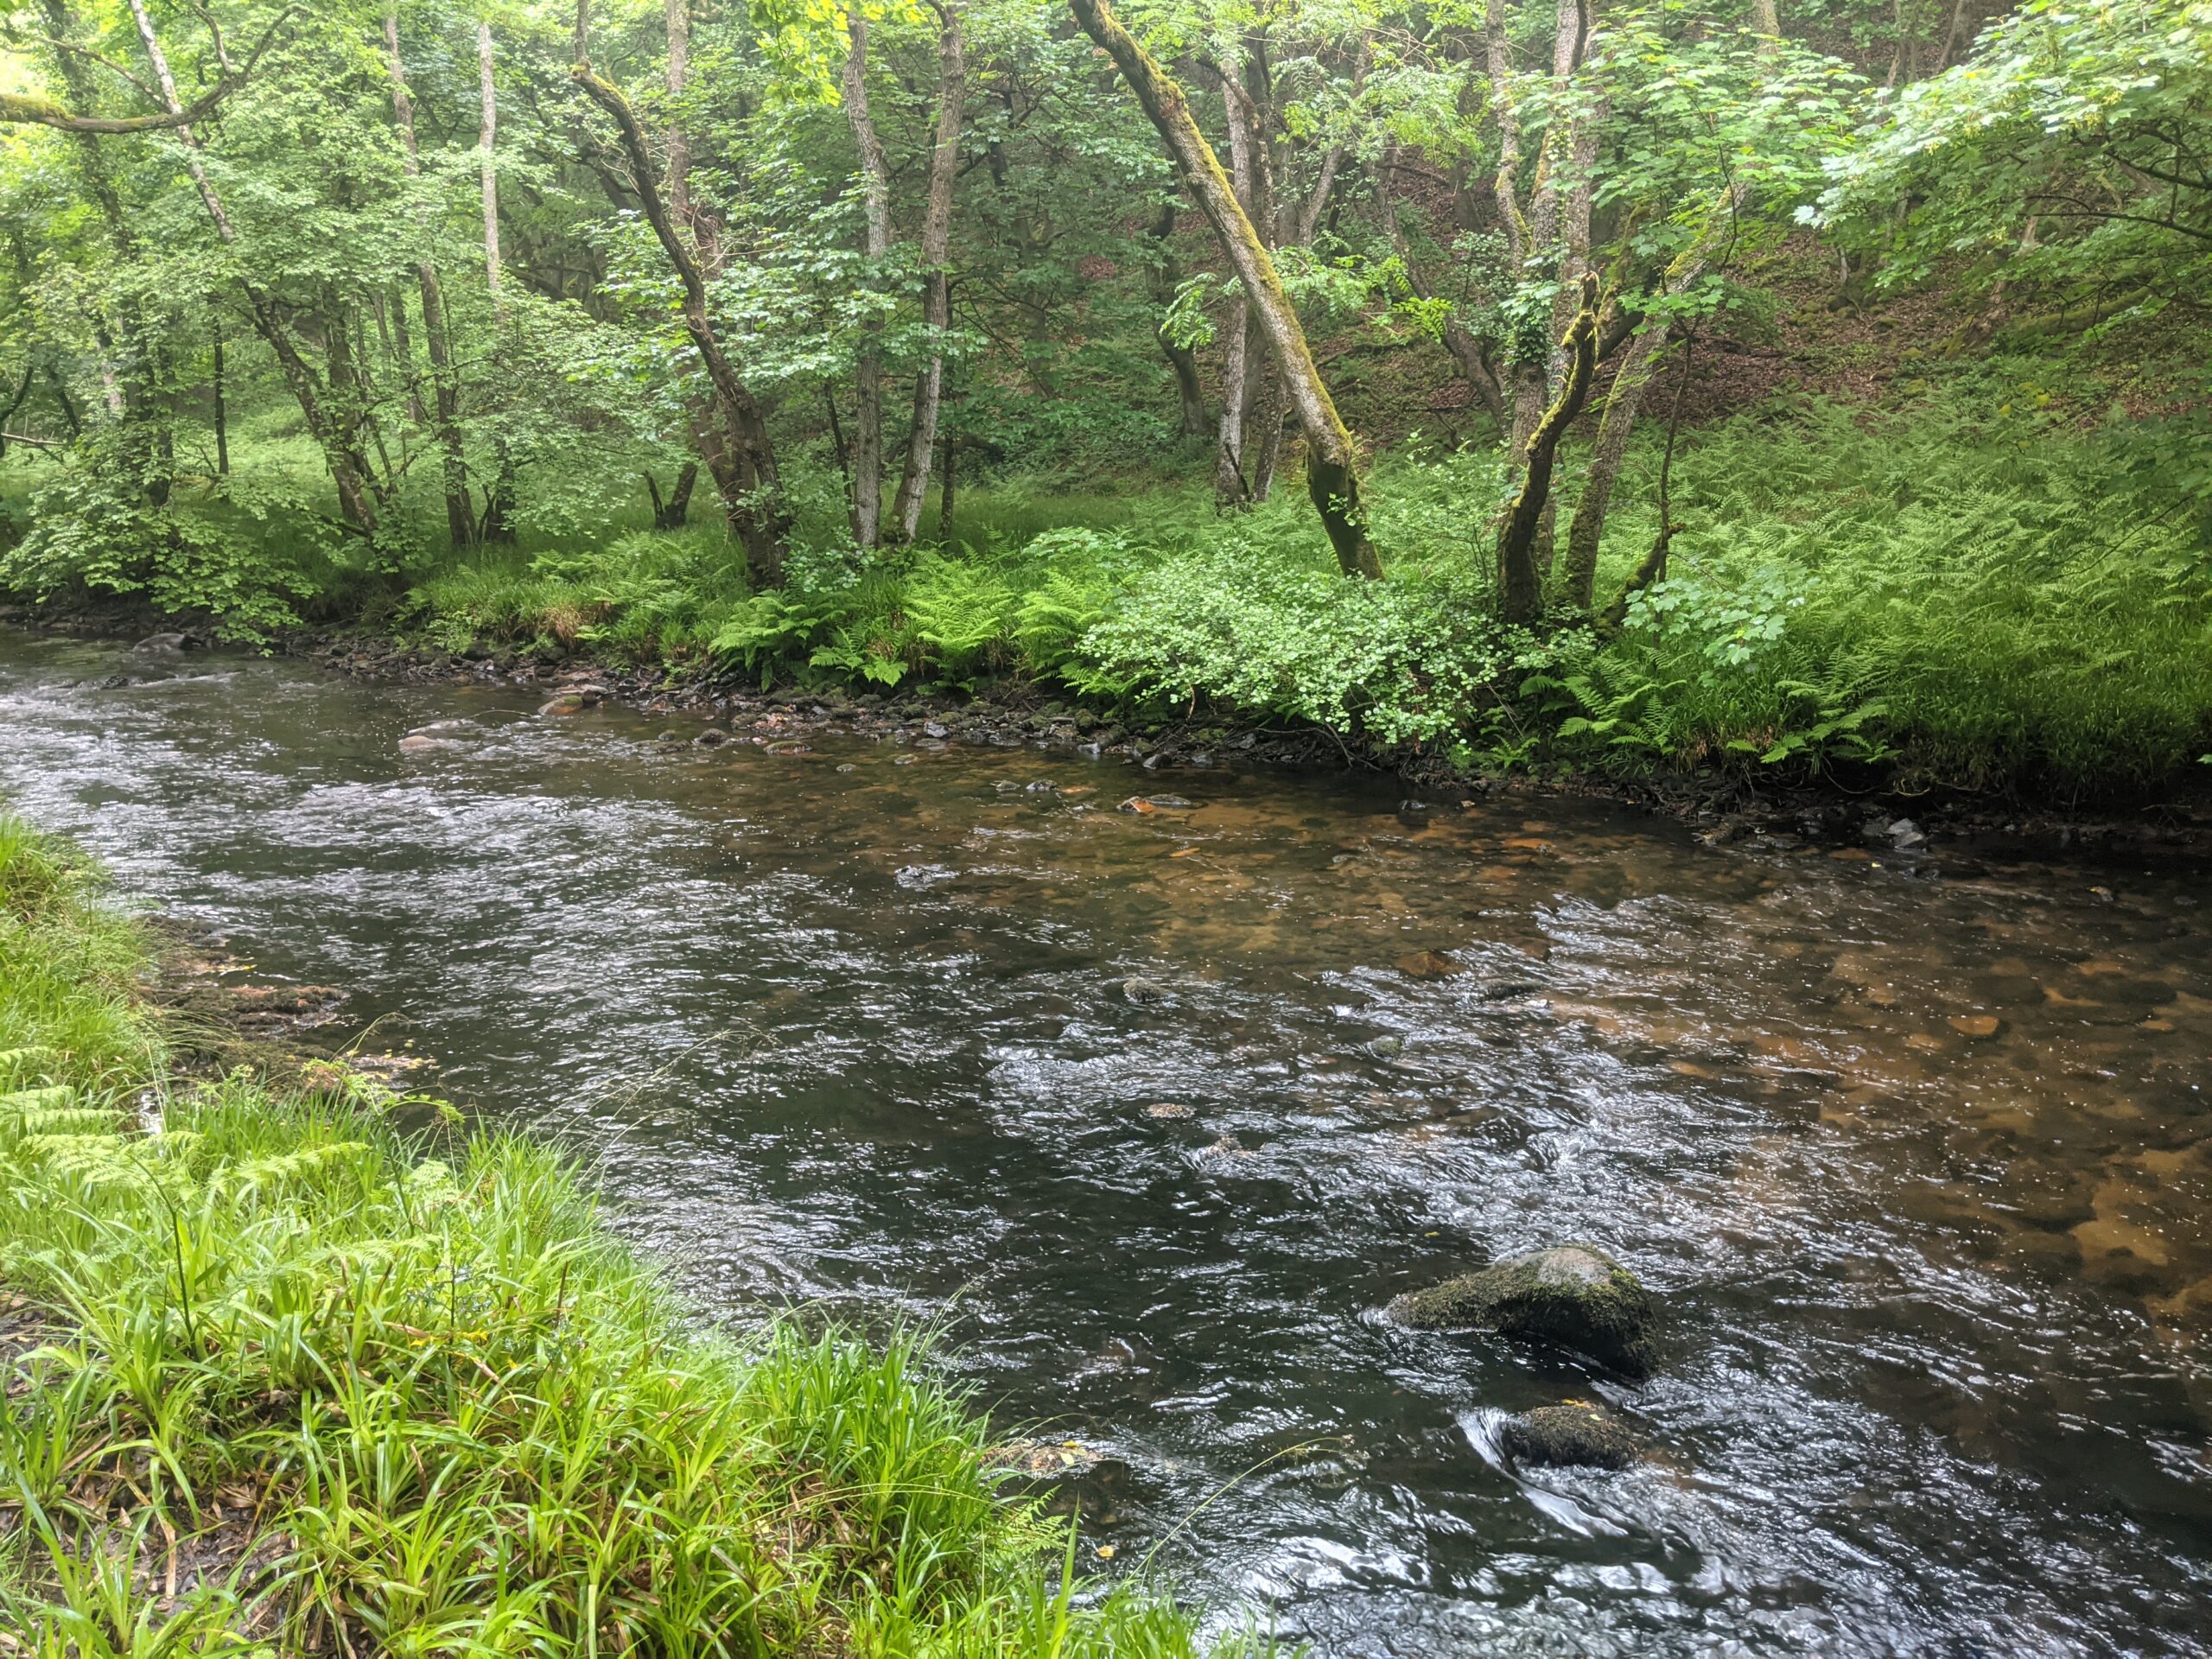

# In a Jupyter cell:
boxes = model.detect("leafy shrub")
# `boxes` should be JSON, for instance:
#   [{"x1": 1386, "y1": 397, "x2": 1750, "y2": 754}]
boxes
[{"x1": 1078, "y1": 539, "x2": 1522, "y2": 746}]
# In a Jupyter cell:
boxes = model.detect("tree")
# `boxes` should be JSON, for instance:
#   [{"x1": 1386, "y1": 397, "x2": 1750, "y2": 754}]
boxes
[
  {"x1": 573, "y1": 22, "x2": 791, "y2": 588},
  {"x1": 1069, "y1": 0, "x2": 1383, "y2": 578}
]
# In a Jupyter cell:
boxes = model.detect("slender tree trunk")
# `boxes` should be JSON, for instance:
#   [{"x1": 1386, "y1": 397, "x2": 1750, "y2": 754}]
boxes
[
  {"x1": 664, "y1": 0, "x2": 730, "y2": 537},
  {"x1": 939, "y1": 428, "x2": 956, "y2": 537},
  {"x1": 1294, "y1": 39, "x2": 1365, "y2": 247},
  {"x1": 477, "y1": 22, "x2": 518, "y2": 543},
  {"x1": 388, "y1": 283, "x2": 426, "y2": 423},
  {"x1": 1070, "y1": 0, "x2": 1380, "y2": 576},
  {"x1": 1498, "y1": 276, "x2": 1597, "y2": 620},
  {"x1": 211, "y1": 319, "x2": 227, "y2": 475},
  {"x1": 841, "y1": 13, "x2": 891, "y2": 548},
  {"x1": 891, "y1": 1, "x2": 964, "y2": 543},
  {"x1": 573, "y1": 56, "x2": 788, "y2": 586},
  {"x1": 1560, "y1": 319, "x2": 1669, "y2": 609},
  {"x1": 1147, "y1": 204, "x2": 1209, "y2": 435},
  {"x1": 1605, "y1": 331, "x2": 1695, "y2": 626},
  {"x1": 48, "y1": 367, "x2": 82, "y2": 437},
  {"x1": 1487, "y1": 0, "x2": 1548, "y2": 462},
  {"x1": 1377, "y1": 141, "x2": 1508, "y2": 427},
  {"x1": 478, "y1": 23, "x2": 504, "y2": 308},
  {"x1": 1239, "y1": 51, "x2": 1285, "y2": 503},
  {"x1": 666, "y1": 0, "x2": 692, "y2": 225},
  {"x1": 385, "y1": 10, "x2": 474, "y2": 548},
  {"x1": 1936, "y1": 0, "x2": 1971, "y2": 67},
  {"x1": 1213, "y1": 78, "x2": 1255, "y2": 507}
]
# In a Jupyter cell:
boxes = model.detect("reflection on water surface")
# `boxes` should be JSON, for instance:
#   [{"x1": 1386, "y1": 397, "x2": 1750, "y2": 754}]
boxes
[{"x1": 3, "y1": 630, "x2": 2207, "y2": 1656}]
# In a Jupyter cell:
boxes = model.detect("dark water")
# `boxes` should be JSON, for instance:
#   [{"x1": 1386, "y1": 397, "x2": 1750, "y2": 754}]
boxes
[{"x1": 3, "y1": 629, "x2": 2208, "y2": 1657}]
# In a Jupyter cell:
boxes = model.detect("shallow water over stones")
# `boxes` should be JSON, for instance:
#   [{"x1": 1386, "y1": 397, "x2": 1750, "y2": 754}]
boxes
[{"x1": 3, "y1": 628, "x2": 2209, "y2": 1656}]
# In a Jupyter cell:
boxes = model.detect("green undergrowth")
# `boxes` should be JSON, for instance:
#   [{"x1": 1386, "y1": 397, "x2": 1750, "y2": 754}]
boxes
[
  {"x1": 10, "y1": 390, "x2": 2211, "y2": 796},
  {"x1": 0, "y1": 812, "x2": 1254, "y2": 1657},
  {"x1": 394, "y1": 394, "x2": 2212, "y2": 795}
]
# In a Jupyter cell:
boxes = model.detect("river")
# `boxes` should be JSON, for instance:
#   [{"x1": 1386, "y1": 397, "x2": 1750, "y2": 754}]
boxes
[{"x1": 2, "y1": 627, "x2": 2207, "y2": 1656}]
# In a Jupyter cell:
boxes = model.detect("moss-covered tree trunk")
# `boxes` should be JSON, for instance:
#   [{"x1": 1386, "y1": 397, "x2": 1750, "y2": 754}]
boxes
[
  {"x1": 1497, "y1": 275, "x2": 1598, "y2": 622},
  {"x1": 1070, "y1": 0, "x2": 1382, "y2": 579}
]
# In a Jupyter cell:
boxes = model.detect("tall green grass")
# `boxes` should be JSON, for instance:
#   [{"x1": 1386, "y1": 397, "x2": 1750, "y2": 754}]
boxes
[{"x1": 0, "y1": 812, "x2": 1252, "y2": 1656}]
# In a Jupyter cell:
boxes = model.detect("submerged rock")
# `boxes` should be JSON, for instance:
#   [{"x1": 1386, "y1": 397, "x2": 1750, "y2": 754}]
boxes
[
  {"x1": 1395, "y1": 949, "x2": 1465, "y2": 981},
  {"x1": 1499, "y1": 1402, "x2": 1640, "y2": 1470},
  {"x1": 691, "y1": 728, "x2": 730, "y2": 747},
  {"x1": 1121, "y1": 976, "x2": 1171, "y2": 1006},
  {"x1": 1389, "y1": 1244, "x2": 1657, "y2": 1376},
  {"x1": 986, "y1": 1440, "x2": 1135, "y2": 1522}
]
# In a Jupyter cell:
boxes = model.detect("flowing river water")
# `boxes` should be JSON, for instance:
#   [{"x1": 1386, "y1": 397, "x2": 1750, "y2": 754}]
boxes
[{"x1": 2, "y1": 627, "x2": 2208, "y2": 1656}]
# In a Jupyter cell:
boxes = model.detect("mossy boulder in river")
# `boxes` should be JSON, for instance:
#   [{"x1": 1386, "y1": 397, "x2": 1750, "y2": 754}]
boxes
[
  {"x1": 1389, "y1": 1244, "x2": 1656, "y2": 1375},
  {"x1": 1498, "y1": 1402, "x2": 1641, "y2": 1469}
]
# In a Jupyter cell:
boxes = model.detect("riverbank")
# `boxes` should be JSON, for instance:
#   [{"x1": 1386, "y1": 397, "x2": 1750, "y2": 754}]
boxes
[
  {"x1": 0, "y1": 811, "x2": 1239, "y2": 1653},
  {"x1": 16, "y1": 601, "x2": 2212, "y2": 866}
]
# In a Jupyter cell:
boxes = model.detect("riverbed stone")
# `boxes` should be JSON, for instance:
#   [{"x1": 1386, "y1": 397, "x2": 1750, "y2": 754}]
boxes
[
  {"x1": 1122, "y1": 976, "x2": 1170, "y2": 1005},
  {"x1": 986, "y1": 1440, "x2": 1135, "y2": 1522},
  {"x1": 1499, "y1": 1403, "x2": 1640, "y2": 1470},
  {"x1": 1389, "y1": 1244, "x2": 1657, "y2": 1375}
]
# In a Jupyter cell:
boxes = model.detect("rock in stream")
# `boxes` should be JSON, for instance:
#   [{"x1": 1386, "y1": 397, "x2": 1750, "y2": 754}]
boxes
[{"x1": 1390, "y1": 1244, "x2": 1657, "y2": 1376}]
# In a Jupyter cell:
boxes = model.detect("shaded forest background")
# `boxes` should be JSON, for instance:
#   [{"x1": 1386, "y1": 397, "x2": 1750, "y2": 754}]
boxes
[{"x1": 0, "y1": 0, "x2": 2206, "y2": 794}]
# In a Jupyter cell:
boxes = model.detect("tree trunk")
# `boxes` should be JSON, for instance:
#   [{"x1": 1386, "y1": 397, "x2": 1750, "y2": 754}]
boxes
[
  {"x1": 1498, "y1": 275, "x2": 1597, "y2": 621},
  {"x1": 211, "y1": 320, "x2": 227, "y2": 476},
  {"x1": 841, "y1": 12, "x2": 891, "y2": 549},
  {"x1": 1147, "y1": 205, "x2": 1209, "y2": 436},
  {"x1": 891, "y1": 1, "x2": 964, "y2": 543},
  {"x1": 573, "y1": 57, "x2": 787, "y2": 587},
  {"x1": 1605, "y1": 333, "x2": 1695, "y2": 626},
  {"x1": 478, "y1": 22, "x2": 517, "y2": 543},
  {"x1": 1560, "y1": 318, "x2": 1669, "y2": 609},
  {"x1": 939, "y1": 429, "x2": 956, "y2": 537},
  {"x1": 1249, "y1": 363, "x2": 1284, "y2": 500},
  {"x1": 1071, "y1": 0, "x2": 1379, "y2": 575},
  {"x1": 385, "y1": 10, "x2": 474, "y2": 548},
  {"x1": 666, "y1": 0, "x2": 693, "y2": 225},
  {"x1": 479, "y1": 22, "x2": 503, "y2": 308},
  {"x1": 388, "y1": 283, "x2": 426, "y2": 423},
  {"x1": 1213, "y1": 78, "x2": 1255, "y2": 507},
  {"x1": 645, "y1": 461, "x2": 697, "y2": 529}
]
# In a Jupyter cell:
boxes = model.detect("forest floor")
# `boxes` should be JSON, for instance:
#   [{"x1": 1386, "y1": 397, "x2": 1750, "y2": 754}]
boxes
[{"x1": 0, "y1": 810, "x2": 1233, "y2": 1653}]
